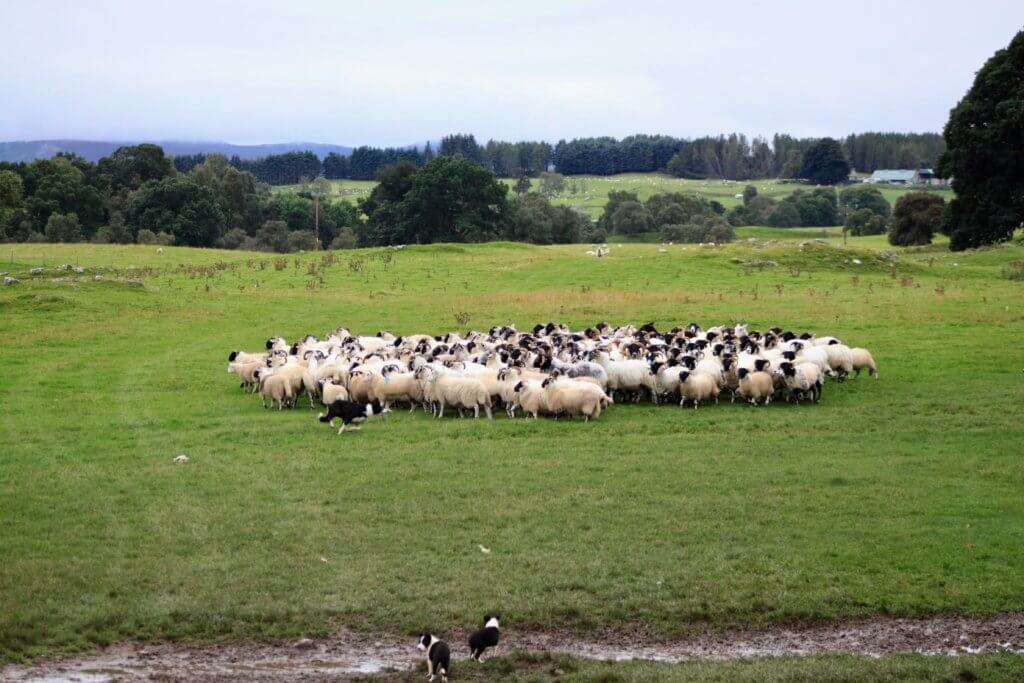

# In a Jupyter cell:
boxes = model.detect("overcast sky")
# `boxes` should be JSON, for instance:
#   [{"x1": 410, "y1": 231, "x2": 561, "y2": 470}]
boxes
[{"x1": 2, "y1": 1, "x2": 1021, "y2": 146}]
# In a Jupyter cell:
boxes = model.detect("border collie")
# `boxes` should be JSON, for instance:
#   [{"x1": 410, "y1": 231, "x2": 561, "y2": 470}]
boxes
[
  {"x1": 468, "y1": 614, "x2": 500, "y2": 661},
  {"x1": 318, "y1": 399, "x2": 388, "y2": 434},
  {"x1": 417, "y1": 633, "x2": 450, "y2": 682}
]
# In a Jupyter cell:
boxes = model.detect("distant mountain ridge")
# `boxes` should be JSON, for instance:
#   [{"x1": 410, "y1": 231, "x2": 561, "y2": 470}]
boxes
[{"x1": 0, "y1": 140, "x2": 356, "y2": 163}]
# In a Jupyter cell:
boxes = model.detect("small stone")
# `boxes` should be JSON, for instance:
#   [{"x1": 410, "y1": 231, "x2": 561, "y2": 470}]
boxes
[
  {"x1": 173, "y1": 455, "x2": 189, "y2": 464},
  {"x1": 294, "y1": 638, "x2": 315, "y2": 650},
  {"x1": 3, "y1": 276, "x2": 19, "y2": 286},
  {"x1": 30, "y1": 267, "x2": 44, "y2": 275}
]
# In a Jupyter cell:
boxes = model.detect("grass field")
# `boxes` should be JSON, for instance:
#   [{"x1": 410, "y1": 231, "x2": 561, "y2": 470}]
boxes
[
  {"x1": 285, "y1": 173, "x2": 955, "y2": 219},
  {"x1": 2, "y1": 230, "x2": 1022, "y2": 670}
]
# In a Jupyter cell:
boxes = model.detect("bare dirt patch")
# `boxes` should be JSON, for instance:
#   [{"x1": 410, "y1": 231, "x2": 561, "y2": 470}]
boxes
[{"x1": 4, "y1": 614, "x2": 1023, "y2": 681}]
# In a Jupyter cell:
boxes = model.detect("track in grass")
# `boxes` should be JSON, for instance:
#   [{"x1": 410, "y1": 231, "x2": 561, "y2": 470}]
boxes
[{"x1": 3, "y1": 613, "x2": 1023, "y2": 681}]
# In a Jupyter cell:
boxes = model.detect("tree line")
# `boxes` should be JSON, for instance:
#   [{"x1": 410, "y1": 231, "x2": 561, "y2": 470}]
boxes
[
  {"x1": 168, "y1": 131, "x2": 946, "y2": 187},
  {"x1": 0, "y1": 144, "x2": 359, "y2": 251}
]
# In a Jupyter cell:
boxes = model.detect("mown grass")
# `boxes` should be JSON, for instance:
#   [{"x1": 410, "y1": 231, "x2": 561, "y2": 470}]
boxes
[
  {"x1": 368, "y1": 651, "x2": 1024, "y2": 682},
  {"x1": 275, "y1": 173, "x2": 954, "y2": 220},
  {"x1": 1, "y1": 233, "x2": 1022, "y2": 665}
]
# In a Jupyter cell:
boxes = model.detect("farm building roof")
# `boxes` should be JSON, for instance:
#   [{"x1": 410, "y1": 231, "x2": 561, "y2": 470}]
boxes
[{"x1": 869, "y1": 169, "x2": 917, "y2": 183}]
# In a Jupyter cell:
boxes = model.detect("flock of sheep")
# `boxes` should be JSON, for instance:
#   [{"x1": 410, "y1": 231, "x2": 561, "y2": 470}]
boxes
[{"x1": 226, "y1": 321, "x2": 877, "y2": 426}]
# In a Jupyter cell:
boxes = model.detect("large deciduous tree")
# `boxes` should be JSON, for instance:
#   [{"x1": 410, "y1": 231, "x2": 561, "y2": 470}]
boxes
[
  {"x1": 938, "y1": 30, "x2": 1024, "y2": 250},
  {"x1": 889, "y1": 192, "x2": 944, "y2": 246},
  {"x1": 127, "y1": 176, "x2": 225, "y2": 247},
  {"x1": 800, "y1": 138, "x2": 851, "y2": 185}
]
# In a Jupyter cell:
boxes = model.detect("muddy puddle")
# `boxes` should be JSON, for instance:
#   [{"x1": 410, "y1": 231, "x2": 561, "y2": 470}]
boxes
[{"x1": 4, "y1": 613, "x2": 1023, "y2": 681}]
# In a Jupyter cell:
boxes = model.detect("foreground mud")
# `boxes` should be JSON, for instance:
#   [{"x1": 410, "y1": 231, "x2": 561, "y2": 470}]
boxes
[{"x1": 5, "y1": 613, "x2": 1024, "y2": 681}]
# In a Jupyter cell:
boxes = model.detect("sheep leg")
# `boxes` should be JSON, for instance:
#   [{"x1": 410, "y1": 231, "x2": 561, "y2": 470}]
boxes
[
  {"x1": 437, "y1": 404, "x2": 444, "y2": 419},
  {"x1": 458, "y1": 408, "x2": 465, "y2": 419},
  {"x1": 338, "y1": 424, "x2": 347, "y2": 434},
  {"x1": 484, "y1": 404, "x2": 492, "y2": 420},
  {"x1": 473, "y1": 405, "x2": 479, "y2": 419}
]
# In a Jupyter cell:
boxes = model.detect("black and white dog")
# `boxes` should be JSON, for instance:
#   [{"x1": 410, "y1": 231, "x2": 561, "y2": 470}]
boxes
[
  {"x1": 318, "y1": 399, "x2": 389, "y2": 434},
  {"x1": 417, "y1": 633, "x2": 450, "y2": 682},
  {"x1": 468, "y1": 614, "x2": 500, "y2": 661}
]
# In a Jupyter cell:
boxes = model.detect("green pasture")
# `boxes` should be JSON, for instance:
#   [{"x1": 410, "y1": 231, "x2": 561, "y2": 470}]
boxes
[
  {"x1": 278, "y1": 173, "x2": 955, "y2": 220},
  {"x1": 1, "y1": 232, "x2": 1021, "y2": 668}
]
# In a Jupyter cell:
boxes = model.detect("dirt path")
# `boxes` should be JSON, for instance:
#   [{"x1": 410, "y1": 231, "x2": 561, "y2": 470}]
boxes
[{"x1": 4, "y1": 613, "x2": 1023, "y2": 682}]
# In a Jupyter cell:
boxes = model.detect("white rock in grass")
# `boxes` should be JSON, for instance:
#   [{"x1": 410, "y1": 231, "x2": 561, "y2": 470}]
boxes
[
  {"x1": 3, "y1": 276, "x2": 19, "y2": 285},
  {"x1": 173, "y1": 454, "x2": 189, "y2": 464},
  {"x1": 29, "y1": 267, "x2": 44, "y2": 275},
  {"x1": 478, "y1": 544, "x2": 491, "y2": 554},
  {"x1": 852, "y1": 258, "x2": 862, "y2": 265}
]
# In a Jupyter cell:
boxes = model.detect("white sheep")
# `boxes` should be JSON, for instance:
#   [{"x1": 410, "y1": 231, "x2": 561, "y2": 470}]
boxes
[
  {"x1": 542, "y1": 376, "x2": 611, "y2": 421},
  {"x1": 778, "y1": 361, "x2": 823, "y2": 404},
  {"x1": 736, "y1": 367, "x2": 774, "y2": 406},
  {"x1": 513, "y1": 379, "x2": 550, "y2": 419},
  {"x1": 850, "y1": 347, "x2": 878, "y2": 379},
  {"x1": 258, "y1": 372, "x2": 294, "y2": 410},
  {"x1": 677, "y1": 370, "x2": 719, "y2": 409}
]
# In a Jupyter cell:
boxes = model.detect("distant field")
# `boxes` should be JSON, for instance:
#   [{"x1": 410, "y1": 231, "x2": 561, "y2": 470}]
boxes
[
  {"x1": 279, "y1": 173, "x2": 954, "y2": 220},
  {"x1": 2, "y1": 230, "x2": 1022, "y2": 665}
]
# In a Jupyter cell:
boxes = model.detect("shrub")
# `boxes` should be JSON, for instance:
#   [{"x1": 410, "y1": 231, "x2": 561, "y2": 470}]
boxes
[
  {"x1": 287, "y1": 230, "x2": 318, "y2": 252},
  {"x1": 330, "y1": 227, "x2": 357, "y2": 250},
  {"x1": 136, "y1": 229, "x2": 175, "y2": 246},
  {"x1": 661, "y1": 215, "x2": 734, "y2": 244},
  {"x1": 840, "y1": 185, "x2": 891, "y2": 219},
  {"x1": 220, "y1": 228, "x2": 249, "y2": 250},
  {"x1": 889, "y1": 192, "x2": 945, "y2": 246},
  {"x1": 846, "y1": 208, "x2": 887, "y2": 236},
  {"x1": 44, "y1": 212, "x2": 82, "y2": 243},
  {"x1": 610, "y1": 201, "x2": 653, "y2": 235},
  {"x1": 255, "y1": 220, "x2": 290, "y2": 253}
]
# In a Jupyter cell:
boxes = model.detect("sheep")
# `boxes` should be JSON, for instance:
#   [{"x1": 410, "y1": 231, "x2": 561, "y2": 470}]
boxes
[
  {"x1": 542, "y1": 376, "x2": 611, "y2": 421},
  {"x1": 369, "y1": 364, "x2": 424, "y2": 412},
  {"x1": 778, "y1": 361, "x2": 823, "y2": 404},
  {"x1": 850, "y1": 347, "x2": 878, "y2": 379},
  {"x1": 320, "y1": 379, "x2": 350, "y2": 405},
  {"x1": 228, "y1": 360, "x2": 263, "y2": 392},
  {"x1": 347, "y1": 369, "x2": 377, "y2": 403},
  {"x1": 513, "y1": 380, "x2": 550, "y2": 419},
  {"x1": 823, "y1": 343, "x2": 854, "y2": 381},
  {"x1": 736, "y1": 367, "x2": 774, "y2": 406},
  {"x1": 592, "y1": 351, "x2": 648, "y2": 402},
  {"x1": 257, "y1": 372, "x2": 294, "y2": 410},
  {"x1": 415, "y1": 367, "x2": 492, "y2": 419},
  {"x1": 274, "y1": 364, "x2": 319, "y2": 408},
  {"x1": 228, "y1": 350, "x2": 268, "y2": 366},
  {"x1": 677, "y1": 370, "x2": 719, "y2": 409}
]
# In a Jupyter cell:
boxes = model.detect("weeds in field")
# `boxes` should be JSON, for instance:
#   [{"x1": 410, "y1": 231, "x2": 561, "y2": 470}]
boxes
[
  {"x1": 273, "y1": 258, "x2": 288, "y2": 271},
  {"x1": 1001, "y1": 260, "x2": 1024, "y2": 280}
]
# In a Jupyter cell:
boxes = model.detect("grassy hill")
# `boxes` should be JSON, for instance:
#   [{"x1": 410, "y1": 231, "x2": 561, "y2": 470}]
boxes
[
  {"x1": 1, "y1": 232, "x2": 1021, "y2": 666},
  {"x1": 282, "y1": 173, "x2": 954, "y2": 220}
]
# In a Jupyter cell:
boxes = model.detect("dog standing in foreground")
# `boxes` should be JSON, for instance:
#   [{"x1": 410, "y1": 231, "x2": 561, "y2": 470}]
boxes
[
  {"x1": 468, "y1": 614, "x2": 500, "y2": 661},
  {"x1": 318, "y1": 399, "x2": 388, "y2": 434},
  {"x1": 417, "y1": 633, "x2": 450, "y2": 682}
]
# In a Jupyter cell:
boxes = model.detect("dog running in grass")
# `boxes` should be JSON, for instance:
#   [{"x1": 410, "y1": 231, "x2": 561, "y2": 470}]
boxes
[
  {"x1": 417, "y1": 633, "x2": 450, "y2": 682},
  {"x1": 468, "y1": 614, "x2": 500, "y2": 661},
  {"x1": 318, "y1": 399, "x2": 389, "y2": 434}
]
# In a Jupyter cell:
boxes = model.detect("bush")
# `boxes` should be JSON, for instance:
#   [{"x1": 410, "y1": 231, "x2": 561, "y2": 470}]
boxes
[
  {"x1": 889, "y1": 192, "x2": 945, "y2": 246},
  {"x1": 661, "y1": 215, "x2": 734, "y2": 244},
  {"x1": 846, "y1": 208, "x2": 887, "y2": 236},
  {"x1": 840, "y1": 185, "x2": 890, "y2": 219},
  {"x1": 287, "y1": 230, "x2": 318, "y2": 252},
  {"x1": 610, "y1": 201, "x2": 653, "y2": 235},
  {"x1": 136, "y1": 229, "x2": 175, "y2": 246},
  {"x1": 220, "y1": 228, "x2": 250, "y2": 250},
  {"x1": 330, "y1": 227, "x2": 357, "y2": 250},
  {"x1": 255, "y1": 220, "x2": 290, "y2": 253},
  {"x1": 44, "y1": 212, "x2": 82, "y2": 243},
  {"x1": 92, "y1": 226, "x2": 115, "y2": 244}
]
